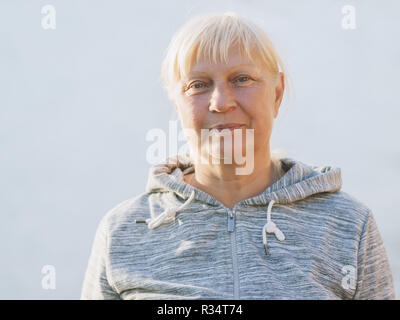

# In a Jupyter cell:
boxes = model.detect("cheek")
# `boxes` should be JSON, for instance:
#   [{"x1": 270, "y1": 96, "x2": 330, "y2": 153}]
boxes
[
  {"x1": 244, "y1": 102, "x2": 275, "y2": 140},
  {"x1": 243, "y1": 101, "x2": 271, "y2": 128},
  {"x1": 179, "y1": 103, "x2": 207, "y2": 132},
  {"x1": 244, "y1": 89, "x2": 275, "y2": 122}
]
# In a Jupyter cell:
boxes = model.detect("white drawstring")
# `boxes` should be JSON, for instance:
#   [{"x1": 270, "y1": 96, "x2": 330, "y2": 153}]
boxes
[
  {"x1": 146, "y1": 190, "x2": 196, "y2": 229},
  {"x1": 262, "y1": 200, "x2": 285, "y2": 255},
  {"x1": 145, "y1": 191, "x2": 285, "y2": 256}
]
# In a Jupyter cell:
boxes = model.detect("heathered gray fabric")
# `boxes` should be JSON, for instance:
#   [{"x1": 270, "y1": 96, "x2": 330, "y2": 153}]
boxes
[{"x1": 80, "y1": 153, "x2": 395, "y2": 300}]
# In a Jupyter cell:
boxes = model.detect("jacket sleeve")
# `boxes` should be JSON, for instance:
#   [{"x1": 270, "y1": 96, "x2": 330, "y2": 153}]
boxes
[
  {"x1": 353, "y1": 211, "x2": 396, "y2": 299},
  {"x1": 80, "y1": 215, "x2": 121, "y2": 300}
]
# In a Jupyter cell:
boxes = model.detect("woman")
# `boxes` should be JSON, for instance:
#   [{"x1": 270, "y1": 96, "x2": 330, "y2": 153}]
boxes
[{"x1": 81, "y1": 12, "x2": 395, "y2": 300}]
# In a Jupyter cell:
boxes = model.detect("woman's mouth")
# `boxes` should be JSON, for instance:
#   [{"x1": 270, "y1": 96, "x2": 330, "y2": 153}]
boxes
[{"x1": 214, "y1": 124, "x2": 246, "y2": 131}]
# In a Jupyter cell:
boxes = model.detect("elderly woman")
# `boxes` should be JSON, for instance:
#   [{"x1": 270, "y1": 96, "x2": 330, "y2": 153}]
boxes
[{"x1": 81, "y1": 12, "x2": 395, "y2": 300}]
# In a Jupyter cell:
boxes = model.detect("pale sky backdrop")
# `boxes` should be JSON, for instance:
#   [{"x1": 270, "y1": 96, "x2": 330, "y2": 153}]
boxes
[{"x1": 0, "y1": 0, "x2": 399, "y2": 299}]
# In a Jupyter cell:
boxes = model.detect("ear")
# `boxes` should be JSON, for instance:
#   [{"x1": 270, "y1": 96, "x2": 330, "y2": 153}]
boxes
[
  {"x1": 273, "y1": 72, "x2": 285, "y2": 118},
  {"x1": 169, "y1": 86, "x2": 180, "y2": 112},
  {"x1": 170, "y1": 94, "x2": 179, "y2": 112}
]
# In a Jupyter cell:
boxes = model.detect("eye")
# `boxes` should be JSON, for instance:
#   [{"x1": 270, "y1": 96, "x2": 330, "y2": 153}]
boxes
[
  {"x1": 192, "y1": 82, "x2": 205, "y2": 89},
  {"x1": 185, "y1": 81, "x2": 209, "y2": 92},
  {"x1": 235, "y1": 76, "x2": 250, "y2": 83}
]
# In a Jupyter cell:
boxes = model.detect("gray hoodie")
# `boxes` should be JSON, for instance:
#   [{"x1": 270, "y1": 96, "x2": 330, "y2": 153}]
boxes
[{"x1": 80, "y1": 153, "x2": 395, "y2": 299}]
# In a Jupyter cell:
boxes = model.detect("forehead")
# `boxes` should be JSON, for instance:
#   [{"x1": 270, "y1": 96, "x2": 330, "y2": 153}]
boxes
[{"x1": 187, "y1": 49, "x2": 264, "y2": 77}]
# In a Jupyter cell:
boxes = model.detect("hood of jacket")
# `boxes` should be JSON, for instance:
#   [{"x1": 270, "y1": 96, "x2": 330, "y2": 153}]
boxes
[
  {"x1": 145, "y1": 151, "x2": 342, "y2": 207},
  {"x1": 143, "y1": 152, "x2": 342, "y2": 231}
]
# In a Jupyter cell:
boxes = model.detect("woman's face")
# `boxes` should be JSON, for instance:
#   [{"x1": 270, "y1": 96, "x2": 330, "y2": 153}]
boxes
[{"x1": 173, "y1": 47, "x2": 284, "y2": 164}]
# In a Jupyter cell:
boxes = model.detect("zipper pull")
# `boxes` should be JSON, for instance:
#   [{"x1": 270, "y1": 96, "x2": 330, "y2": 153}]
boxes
[{"x1": 227, "y1": 209, "x2": 235, "y2": 232}]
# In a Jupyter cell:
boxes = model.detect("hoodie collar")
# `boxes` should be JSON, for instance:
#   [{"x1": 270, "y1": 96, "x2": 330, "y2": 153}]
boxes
[{"x1": 145, "y1": 152, "x2": 342, "y2": 208}]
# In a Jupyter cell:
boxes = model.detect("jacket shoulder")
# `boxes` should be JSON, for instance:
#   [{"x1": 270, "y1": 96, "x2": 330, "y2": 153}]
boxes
[
  {"x1": 101, "y1": 192, "x2": 152, "y2": 233},
  {"x1": 314, "y1": 190, "x2": 373, "y2": 229}
]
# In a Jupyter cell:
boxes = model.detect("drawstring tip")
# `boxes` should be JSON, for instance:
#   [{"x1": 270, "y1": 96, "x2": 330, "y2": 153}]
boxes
[
  {"x1": 134, "y1": 219, "x2": 148, "y2": 224},
  {"x1": 264, "y1": 244, "x2": 270, "y2": 256}
]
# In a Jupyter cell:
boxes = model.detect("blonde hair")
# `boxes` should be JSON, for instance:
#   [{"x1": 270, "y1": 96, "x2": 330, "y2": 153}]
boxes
[{"x1": 160, "y1": 11, "x2": 289, "y2": 102}]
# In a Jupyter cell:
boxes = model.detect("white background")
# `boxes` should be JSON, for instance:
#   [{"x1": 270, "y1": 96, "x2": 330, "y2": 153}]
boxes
[{"x1": 0, "y1": 0, "x2": 398, "y2": 299}]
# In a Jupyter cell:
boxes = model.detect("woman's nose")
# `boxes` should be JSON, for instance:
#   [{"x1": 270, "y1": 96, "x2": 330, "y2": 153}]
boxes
[{"x1": 209, "y1": 82, "x2": 237, "y2": 112}]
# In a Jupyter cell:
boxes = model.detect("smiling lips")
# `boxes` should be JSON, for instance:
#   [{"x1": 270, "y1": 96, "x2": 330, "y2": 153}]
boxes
[{"x1": 213, "y1": 123, "x2": 246, "y2": 131}]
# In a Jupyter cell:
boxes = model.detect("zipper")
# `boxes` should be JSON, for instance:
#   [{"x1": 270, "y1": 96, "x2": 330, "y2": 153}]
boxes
[
  {"x1": 226, "y1": 207, "x2": 239, "y2": 299},
  {"x1": 227, "y1": 208, "x2": 235, "y2": 232}
]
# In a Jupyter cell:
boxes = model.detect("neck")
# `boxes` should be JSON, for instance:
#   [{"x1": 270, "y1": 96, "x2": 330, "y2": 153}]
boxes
[{"x1": 184, "y1": 148, "x2": 281, "y2": 210}]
